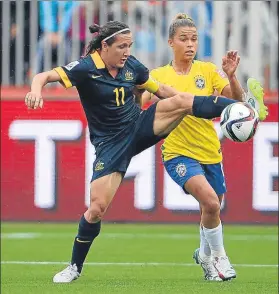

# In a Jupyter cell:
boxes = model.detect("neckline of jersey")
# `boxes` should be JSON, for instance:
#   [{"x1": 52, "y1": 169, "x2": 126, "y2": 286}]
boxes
[
  {"x1": 90, "y1": 51, "x2": 124, "y2": 80},
  {"x1": 169, "y1": 60, "x2": 195, "y2": 77}
]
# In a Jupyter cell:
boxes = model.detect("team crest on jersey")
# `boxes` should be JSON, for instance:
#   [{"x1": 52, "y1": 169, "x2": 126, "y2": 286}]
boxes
[
  {"x1": 95, "y1": 160, "x2": 104, "y2": 171},
  {"x1": 125, "y1": 70, "x2": 134, "y2": 81},
  {"x1": 176, "y1": 163, "x2": 187, "y2": 177},
  {"x1": 65, "y1": 61, "x2": 79, "y2": 71},
  {"x1": 194, "y1": 75, "x2": 206, "y2": 89}
]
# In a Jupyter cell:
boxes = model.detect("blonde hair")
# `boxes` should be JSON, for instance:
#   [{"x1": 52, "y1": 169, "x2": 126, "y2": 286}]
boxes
[{"x1": 169, "y1": 13, "x2": 196, "y2": 38}]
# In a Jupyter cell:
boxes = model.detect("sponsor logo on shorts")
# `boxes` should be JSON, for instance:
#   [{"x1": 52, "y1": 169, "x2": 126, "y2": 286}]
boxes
[
  {"x1": 176, "y1": 163, "x2": 187, "y2": 177},
  {"x1": 95, "y1": 160, "x2": 104, "y2": 171}
]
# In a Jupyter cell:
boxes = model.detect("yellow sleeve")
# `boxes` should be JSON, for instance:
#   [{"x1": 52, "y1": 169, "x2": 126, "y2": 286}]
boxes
[
  {"x1": 209, "y1": 63, "x2": 229, "y2": 94},
  {"x1": 150, "y1": 68, "x2": 161, "y2": 81},
  {"x1": 54, "y1": 67, "x2": 73, "y2": 89},
  {"x1": 136, "y1": 75, "x2": 159, "y2": 93}
]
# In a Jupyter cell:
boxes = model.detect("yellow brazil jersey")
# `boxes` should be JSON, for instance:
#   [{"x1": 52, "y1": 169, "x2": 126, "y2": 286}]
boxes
[{"x1": 150, "y1": 61, "x2": 229, "y2": 164}]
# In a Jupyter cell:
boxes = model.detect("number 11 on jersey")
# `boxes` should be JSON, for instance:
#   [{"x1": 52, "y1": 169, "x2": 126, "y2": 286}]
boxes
[{"x1": 113, "y1": 87, "x2": 125, "y2": 106}]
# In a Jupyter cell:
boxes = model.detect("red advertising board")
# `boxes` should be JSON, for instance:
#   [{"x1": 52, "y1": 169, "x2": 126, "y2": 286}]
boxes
[{"x1": 1, "y1": 98, "x2": 278, "y2": 223}]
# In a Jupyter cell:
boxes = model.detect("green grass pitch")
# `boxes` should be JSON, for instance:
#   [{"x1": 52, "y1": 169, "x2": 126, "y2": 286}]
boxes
[{"x1": 1, "y1": 223, "x2": 278, "y2": 294}]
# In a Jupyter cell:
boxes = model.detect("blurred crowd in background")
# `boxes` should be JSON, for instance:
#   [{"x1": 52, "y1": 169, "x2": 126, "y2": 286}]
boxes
[{"x1": 1, "y1": 0, "x2": 278, "y2": 93}]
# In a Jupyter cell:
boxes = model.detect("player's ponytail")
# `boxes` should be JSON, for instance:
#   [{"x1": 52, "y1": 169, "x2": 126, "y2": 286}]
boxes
[
  {"x1": 169, "y1": 13, "x2": 196, "y2": 39},
  {"x1": 85, "y1": 21, "x2": 130, "y2": 56},
  {"x1": 89, "y1": 24, "x2": 101, "y2": 34}
]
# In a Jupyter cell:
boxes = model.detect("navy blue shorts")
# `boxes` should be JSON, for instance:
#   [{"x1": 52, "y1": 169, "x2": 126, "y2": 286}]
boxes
[
  {"x1": 91, "y1": 103, "x2": 163, "y2": 181},
  {"x1": 164, "y1": 156, "x2": 226, "y2": 196}
]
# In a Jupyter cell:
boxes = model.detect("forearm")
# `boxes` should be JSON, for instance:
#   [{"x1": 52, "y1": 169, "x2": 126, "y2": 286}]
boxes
[
  {"x1": 228, "y1": 74, "x2": 245, "y2": 101},
  {"x1": 31, "y1": 70, "x2": 61, "y2": 93},
  {"x1": 31, "y1": 73, "x2": 49, "y2": 93}
]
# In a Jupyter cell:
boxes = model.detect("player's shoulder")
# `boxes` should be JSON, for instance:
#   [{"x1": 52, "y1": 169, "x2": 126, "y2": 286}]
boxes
[
  {"x1": 125, "y1": 55, "x2": 149, "y2": 82},
  {"x1": 193, "y1": 60, "x2": 228, "y2": 80},
  {"x1": 84, "y1": 54, "x2": 101, "y2": 70},
  {"x1": 64, "y1": 55, "x2": 94, "y2": 71},
  {"x1": 193, "y1": 60, "x2": 217, "y2": 72},
  {"x1": 150, "y1": 63, "x2": 172, "y2": 77},
  {"x1": 126, "y1": 55, "x2": 146, "y2": 69}
]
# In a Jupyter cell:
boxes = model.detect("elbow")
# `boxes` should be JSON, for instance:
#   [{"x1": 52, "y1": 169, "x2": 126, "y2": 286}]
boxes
[{"x1": 221, "y1": 88, "x2": 232, "y2": 99}]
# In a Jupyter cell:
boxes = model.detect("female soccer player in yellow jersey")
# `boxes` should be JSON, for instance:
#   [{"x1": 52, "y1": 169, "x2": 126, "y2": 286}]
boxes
[{"x1": 141, "y1": 14, "x2": 265, "y2": 282}]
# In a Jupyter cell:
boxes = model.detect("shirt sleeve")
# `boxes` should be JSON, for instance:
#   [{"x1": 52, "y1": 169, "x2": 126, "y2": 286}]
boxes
[
  {"x1": 134, "y1": 62, "x2": 159, "y2": 93},
  {"x1": 150, "y1": 68, "x2": 161, "y2": 81},
  {"x1": 54, "y1": 58, "x2": 89, "y2": 88},
  {"x1": 209, "y1": 63, "x2": 229, "y2": 94},
  {"x1": 135, "y1": 60, "x2": 150, "y2": 85}
]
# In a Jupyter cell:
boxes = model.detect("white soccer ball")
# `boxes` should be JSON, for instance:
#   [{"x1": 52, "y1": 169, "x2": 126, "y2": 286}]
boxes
[{"x1": 220, "y1": 102, "x2": 259, "y2": 142}]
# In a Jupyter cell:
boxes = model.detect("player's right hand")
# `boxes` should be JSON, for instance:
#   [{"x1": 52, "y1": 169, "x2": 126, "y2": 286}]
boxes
[{"x1": 25, "y1": 92, "x2": 44, "y2": 109}]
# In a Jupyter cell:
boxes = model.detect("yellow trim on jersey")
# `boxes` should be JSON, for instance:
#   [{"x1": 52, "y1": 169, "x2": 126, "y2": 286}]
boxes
[
  {"x1": 54, "y1": 67, "x2": 73, "y2": 88},
  {"x1": 90, "y1": 51, "x2": 105, "y2": 69},
  {"x1": 137, "y1": 76, "x2": 159, "y2": 93}
]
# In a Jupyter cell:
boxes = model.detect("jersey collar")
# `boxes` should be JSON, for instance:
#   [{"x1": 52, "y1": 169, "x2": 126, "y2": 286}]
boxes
[
  {"x1": 169, "y1": 59, "x2": 195, "y2": 66},
  {"x1": 90, "y1": 50, "x2": 126, "y2": 79},
  {"x1": 91, "y1": 51, "x2": 106, "y2": 69}
]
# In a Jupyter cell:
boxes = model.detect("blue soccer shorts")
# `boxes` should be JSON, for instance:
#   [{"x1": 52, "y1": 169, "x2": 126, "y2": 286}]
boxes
[
  {"x1": 91, "y1": 103, "x2": 164, "y2": 181},
  {"x1": 164, "y1": 156, "x2": 226, "y2": 196}
]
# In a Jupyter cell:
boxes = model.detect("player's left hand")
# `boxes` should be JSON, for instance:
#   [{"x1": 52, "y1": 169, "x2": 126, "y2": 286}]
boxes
[{"x1": 222, "y1": 50, "x2": 240, "y2": 79}]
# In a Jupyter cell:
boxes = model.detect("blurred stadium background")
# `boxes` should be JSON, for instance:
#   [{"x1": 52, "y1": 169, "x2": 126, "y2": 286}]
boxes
[{"x1": 1, "y1": 1, "x2": 278, "y2": 293}]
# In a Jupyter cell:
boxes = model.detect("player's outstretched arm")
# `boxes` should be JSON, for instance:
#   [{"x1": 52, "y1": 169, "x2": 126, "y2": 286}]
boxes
[
  {"x1": 221, "y1": 50, "x2": 244, "y2": 101},
  {"x1": 137, "y1": 74, "x2": 180, "y2": 100},
  {"x1": 25, "y1": 70, "x2": 62, "y2": 109}
]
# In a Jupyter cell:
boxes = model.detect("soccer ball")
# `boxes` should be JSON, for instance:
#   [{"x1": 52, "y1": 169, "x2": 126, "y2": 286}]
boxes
[{"x1": 220, "y1": 102, "x2": 259, "y2": 142}]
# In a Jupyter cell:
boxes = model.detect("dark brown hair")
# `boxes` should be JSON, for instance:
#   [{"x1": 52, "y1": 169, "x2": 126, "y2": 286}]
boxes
[{"x1": 85, "y1": 21, "x2": 130, "y2": 56}]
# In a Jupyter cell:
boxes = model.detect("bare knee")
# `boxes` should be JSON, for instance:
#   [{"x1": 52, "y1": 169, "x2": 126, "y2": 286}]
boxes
[
  {"x1": 172, "y1": 93, "x2": 193, "y2": 114},
  {"x1": 201, "y1": 197, "x2": 220, "y2": 216},
  {"x1": 87, "y1": 198, "x2": 108, "y2": 222}
]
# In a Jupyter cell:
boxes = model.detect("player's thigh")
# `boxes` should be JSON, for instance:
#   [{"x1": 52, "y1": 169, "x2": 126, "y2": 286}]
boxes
[
  {"x1": 89, "y1": 142, "x2": 131, "y2": 209},
  {"x1": 164, "y1": 156, "x2": 213, "y2": 200},
  {"x1": 153, "y1": 93, "x2": 194, "y2": 137},
  {"x1": 185, "y1": 175, "x2": 220, "y2": 209},
  {"x1": 90, "y1": 172, "x2": 123, "y2": 209}
]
